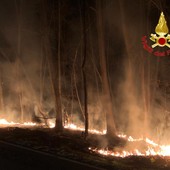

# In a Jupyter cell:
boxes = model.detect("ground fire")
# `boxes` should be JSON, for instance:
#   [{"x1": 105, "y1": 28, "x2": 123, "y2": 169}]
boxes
[
  {"x1": 1, "y1": 117, "x2": 170, "y2": 159},
  {"x1": 1, "y1": 0, "x2": 170, "y2": 169}
]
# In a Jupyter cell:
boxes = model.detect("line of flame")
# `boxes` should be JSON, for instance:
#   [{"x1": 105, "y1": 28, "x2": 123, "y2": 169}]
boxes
[
  {"x1": 1, "y1": 118, "x2": 170, "y2": 157},
  {"x1": 0, "y1": 119, "x2": 36, "y2": 126},
  {"x1": 0, "y1": 119, "x2": 107, "y2": 134},
  {"x1": 89, "y1": 135, "x2": 170, "y2": 157}
]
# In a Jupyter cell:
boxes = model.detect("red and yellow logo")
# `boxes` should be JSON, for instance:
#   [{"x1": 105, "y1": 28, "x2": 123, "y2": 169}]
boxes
[
  {"x1": 150, "y1": 12, "x2": 170, "y2": 48},
  {"x1": 142, "y1": 12, "x2": 170, "y2": 56}
]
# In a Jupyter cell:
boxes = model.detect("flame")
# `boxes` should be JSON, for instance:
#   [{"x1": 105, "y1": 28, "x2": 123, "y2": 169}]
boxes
[
  {"x1": 48, "y1": 121, "x2": 55, "y2": 128},
  {"x1": 62, "y1": 123, "x2": 170, "y2": 156},
  {"x1": 89, "y1": 135, "x2": 170, "y2": 157},
  {"x1": 0, "y1": 118, "x2": 106, "y2": 134},
  {"x1": 0, "y1": 118, "x2": 36, "y2": 127},
  {"x1": 1, "y1": 118, "x2": 170, "y2": 157},
  {"x1": 64, "y1": 123, "x2": 106, "y2": 134},
  {"x1": 23, "y1": 122, "x2": 36, "y2": 126},
  {"x1": 0, "y1": 119, "x2": 17, "y2": 125},
  {"x1": 48, "y1": 121, "x2": 106, "y2": 134}
]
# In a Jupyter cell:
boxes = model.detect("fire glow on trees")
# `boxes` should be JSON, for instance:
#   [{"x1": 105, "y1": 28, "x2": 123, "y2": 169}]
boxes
[{"x1": 1, "y1": 1, "x2": 170, "y2": 162}]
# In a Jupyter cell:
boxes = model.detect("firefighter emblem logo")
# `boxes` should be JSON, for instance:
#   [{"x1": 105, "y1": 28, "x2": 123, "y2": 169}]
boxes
[
  {"x1": 150, "y1": 12, "x2": 170, "y2": 48},
  {"x1": 141, "y1": 12, "x2": 170, "y2": 57}
]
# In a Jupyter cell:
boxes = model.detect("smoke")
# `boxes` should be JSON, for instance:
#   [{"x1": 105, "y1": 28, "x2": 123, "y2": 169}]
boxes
[
  {"x1": 102, "y1": 0, "x2": 170, "y2": 144},
  {"x1": 0, "y1": 0, "x2": 169, "y2": 150},
  {"x1": 0, "y1": 0, "x2": 55, "y2": 123}
]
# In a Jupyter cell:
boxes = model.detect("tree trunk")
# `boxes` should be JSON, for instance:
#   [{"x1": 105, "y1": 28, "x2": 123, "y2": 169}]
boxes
[
  {"x1": 42, "y1": 0, "x2": 63, "y2": 132},
  {"x1": 82, "y1": 0, "x2": 88, "y2": 137},
  {"x1": 96, "y1": 0, "x2": 116, "y2": 136},
  {"x1": 55, "y1": 0, "x2": 63, "y2": 132},
  {"x1": 16, "y1": 0, "x2": 24, "y2": 122},
  {"x1": 0, "y1": 68, "x2": 4, "y2": 113}
]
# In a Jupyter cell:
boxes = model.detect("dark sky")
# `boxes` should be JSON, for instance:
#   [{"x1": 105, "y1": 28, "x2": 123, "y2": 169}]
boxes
[{"x1": 0, "y1": 0, "x2": 40, "y2": 63}]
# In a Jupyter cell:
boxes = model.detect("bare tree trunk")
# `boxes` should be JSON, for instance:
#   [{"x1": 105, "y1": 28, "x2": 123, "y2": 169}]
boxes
[
  {"x1": 0, "y1": 68, "x2": 4, "y2": 113},
  {"x1": 19, "y1": 91, "x2": 24, "y2": 122},
  {"x1": 82, "y1": 0, "x2": 88, "y2": 137},
  {"x1": 42, "y1": 0, "x2": 63, "y2": 132},
  {"x1": 55, "y1": 0, "x2": 63, "y2": 131},
  {"x1": 96, "y1": 0, "x2": 116, "y2": 136},
  {"x1": 16, "y1": 0, "x2": 24, "y2": 122}
]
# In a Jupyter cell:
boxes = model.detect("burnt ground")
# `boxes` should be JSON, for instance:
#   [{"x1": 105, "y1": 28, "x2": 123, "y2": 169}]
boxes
[{"x1": 0, "y1": 127, "x2": 169, "y2": 170}]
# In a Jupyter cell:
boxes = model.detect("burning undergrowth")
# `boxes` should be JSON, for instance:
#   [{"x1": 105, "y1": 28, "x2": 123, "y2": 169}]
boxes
[
  {"x1": 88, "y1": 133, "x2": 170, "y2": 158},
  {"x1": 1, "y1": 111, "x2": 170, "y2": 159}
]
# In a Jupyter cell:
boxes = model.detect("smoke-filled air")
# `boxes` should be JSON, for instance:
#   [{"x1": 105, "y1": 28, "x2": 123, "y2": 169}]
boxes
[{"x1": 1, "y1": 0, "x2": 170, "y2": 159}]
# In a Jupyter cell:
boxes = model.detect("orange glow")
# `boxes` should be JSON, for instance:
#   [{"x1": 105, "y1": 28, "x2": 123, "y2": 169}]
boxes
[
  {"x1": 89, "y1": 135, "x2": 170, "y2": 157},
  {"x1": 64, "y1": 123, "x2": 106, "y2": 134},
  {"x1": 0, "y1": 118, "x2": 106, "y2": 134},
  {"x1": 0, "y1": 118, "x2": 36, "y2": 126},
  {"x1": 1, "y1": 118, "x2": 170, "y2": 157}
]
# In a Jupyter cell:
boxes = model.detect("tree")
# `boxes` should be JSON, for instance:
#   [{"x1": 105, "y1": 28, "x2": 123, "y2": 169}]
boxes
[
  {"x1": 41, "y1": 0, "x2": 63, "y2": 132},
  {"x1": 15, "y1": 0, "x2": 24, "y2": 122},
  {"x1": 96, "y1": 0, "x2": 116, "y2": 136},
  {"x1": 82, "y1": 0, "x2": 88, "y2": 137}
]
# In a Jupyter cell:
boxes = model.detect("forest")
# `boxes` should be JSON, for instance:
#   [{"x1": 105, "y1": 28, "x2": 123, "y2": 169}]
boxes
[{"x1": 0, "y1": 0, "x2": 170, "y2": 169}]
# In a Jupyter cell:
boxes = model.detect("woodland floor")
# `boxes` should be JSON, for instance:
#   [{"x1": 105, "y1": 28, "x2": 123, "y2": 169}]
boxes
[{"x1": 0, "y1": 127, "x2": 169, "y2": 170}]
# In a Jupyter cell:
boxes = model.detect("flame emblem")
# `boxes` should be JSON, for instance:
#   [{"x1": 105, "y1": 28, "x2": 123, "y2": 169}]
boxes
[{"x1": 150, "y1": 12, "x2": 170, "y2": 48}]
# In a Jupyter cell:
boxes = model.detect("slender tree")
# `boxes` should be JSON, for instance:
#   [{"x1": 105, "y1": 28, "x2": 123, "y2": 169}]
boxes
[
  {"x1": 55, "y1": 0, "x2": 63, "y2": 131},
  {"x1": 15, "y1": 0, "x2": 24, "y2": 122},
  {"x1": 42, "y1": 0, "x2": 63, "y2": 132},
  {"x1": 82, "y1": 0, "x2": 88, "y2": 137},
  {"x1": 0, "y1": 68, "x2": 4, "y2": 113},
  {"x1": 96, "y1": 0, "x2": 116, "y2": 136}
]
